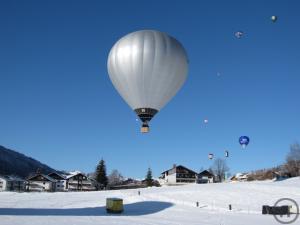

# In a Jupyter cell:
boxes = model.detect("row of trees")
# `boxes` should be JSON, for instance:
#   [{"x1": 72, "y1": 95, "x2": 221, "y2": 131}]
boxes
[
  {"x1": 247, "y1": 143, "x2": 300, "y2": 181},
  {"x1": 94, "y1": 142, "x2": 300, "y2": 187},
  {"x1": 209, "y1": 142, "x2": 300, "y2": 182},
  {"x1": 94, "y1": 159, "x2": 153, "y2": 189}
]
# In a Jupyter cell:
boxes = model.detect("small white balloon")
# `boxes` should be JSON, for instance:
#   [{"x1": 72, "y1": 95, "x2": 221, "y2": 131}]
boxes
[
  {"x1": 235, "y1": 31, "x2": 244, "y2": 39},
  {"x1": 271, "y1": 16, "x2": 277, "y2": 22}
]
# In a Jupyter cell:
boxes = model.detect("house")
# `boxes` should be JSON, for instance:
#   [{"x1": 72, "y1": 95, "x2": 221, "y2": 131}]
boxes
[
  {"x1": 273, "y1": 171, "x2": 291, "y2": 181},
  {"x1": 66, "y1": 172, "x2": 96, "y2": 191},
  {"x1": 48, "y1": 172, "x2": 67, "y2": 191},
  {"x1": 27, "y1": 174, "x2": 57, "y2": 192},
  {"x1": 230, "y1": 173, "x2": 248, "y2": 182},
  {"x1": 108, "y1": 178, "x2": 144, "y2": 190},
  {"x1": 159, "y1": 164, "x2": 198, "y2": 185},
  {"x1": 197, "y1": 170, "x2": 214, "y2": 183},
  {"x1": 0, "y1": 175, "x2": 25, "y2": 192}
]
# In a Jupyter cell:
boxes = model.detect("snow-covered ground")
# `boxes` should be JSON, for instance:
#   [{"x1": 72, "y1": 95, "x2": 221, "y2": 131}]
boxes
[{"x1": 0, "y1": 178, "x2": 299, "y2": 225}]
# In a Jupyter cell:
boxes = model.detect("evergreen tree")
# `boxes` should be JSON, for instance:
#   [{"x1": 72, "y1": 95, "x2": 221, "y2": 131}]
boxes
[
  {"x1": 145, "y1": 167, "x2": 153, "y2": 186},
  {"x1": 95, "y1": 159, "x2": 108, "y2": 189}
]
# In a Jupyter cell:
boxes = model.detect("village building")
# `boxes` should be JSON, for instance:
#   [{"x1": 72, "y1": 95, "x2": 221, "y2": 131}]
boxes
[
  {"x1": 48, "y1": 172, "x2": 67, "y2": 191},
  {"x1": 66, "y1": 172, "x2": 96, "y2": 191},
  {"x1": 0, "y1": 175, "x2": 25, "y2": 192},
  {"x1": 230, "y1": 173, "x2": 248, "y2": 182},
  {"x1": 197, "y1": 170, "x2": 215, "y2": 183},
  {"x1": 159, "y1": 165, "x2": 198, "y2": 185},
  {"x1": 108, "y1": 178, "x2": 143, "y2": 190},
  {"x1": 272, "y1": 171, "x2": 291, "y2": 181},
  {"x1": 27, "y1": 174, "x2": 57, "y2": 192}
]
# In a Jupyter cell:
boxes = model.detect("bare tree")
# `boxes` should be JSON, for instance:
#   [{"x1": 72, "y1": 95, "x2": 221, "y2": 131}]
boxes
[
  {"x1": 285, "y1": 143, "x2": 300, "y2": 177},
  {"x1": 108, "y1": 169, "x2": 124, "y2": 186},
  {"x1": 210, "y1": 158, "x2": 229, "y2": 182}
]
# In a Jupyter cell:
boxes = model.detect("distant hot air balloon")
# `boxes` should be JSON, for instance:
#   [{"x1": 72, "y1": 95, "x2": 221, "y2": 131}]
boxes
[
  {"x1": 271, "y1": 16, "x2": 277, "y2": 22},
  {"x1": 204, "y1": 119, "x2": 208, "y2": 124},
  {"x1": 225, "y1": 150, "x2": 229, "y2": 157},
  {"x1": 239, "y1": 136, "x2": 250, "y2": 149},
  {"x1": 107, "y1": 30, "x2": 189, "y2": 133},
  {"x1": 208, "y1": 153, "x2": 214, "y2": 160},
  {"x1": 235, "y1": 31, "x2": 244, "y2": 39}
]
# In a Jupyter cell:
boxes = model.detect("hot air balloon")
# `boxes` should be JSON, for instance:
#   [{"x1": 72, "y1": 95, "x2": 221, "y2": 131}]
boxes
[
  {"x1": 204, "y1": 119, "x2": 208, "y2": 124},
  {"x1": 235, "y1": 31, "x2": 244, "y2": 39},
  {"x1": 239, "y1": 136, "x2": 250, "y2": 149},
  {"x1": 225, "y1": 150, "x2": 229, "y2": 157},
  {"x1": 107, "y1": 30, "x2": 189, "y2": 133},
  {"x1": 208, "y1": 153, "x2": 214, "y2": 160},
  {"x1": 271, "y1": 16, "x2": 277, "y2": 22}
]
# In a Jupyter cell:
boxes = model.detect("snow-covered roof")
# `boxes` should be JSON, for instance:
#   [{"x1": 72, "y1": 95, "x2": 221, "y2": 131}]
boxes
[
  {"x1": 65, "y1": 172, "x2": 87, "y2": 180},
  {"x1": 198, "y1": 170, "x2": 214, "y2": 176},
  {"x1": 0, "y1": 175, "x2": 25, "y2": 181},
  {"x1": 231, "y1": 173, "x2": 248, "y2": 180},
  {"x1": 161, "y1": 165, "x2": 198, "y2": 175},
  {"x1": 48, "y1": 172, "x2": 67, "y2": 180},
  {"x1": 68, "y1": 171, "x2": 82, "y2": 175},
  {"x1": 27, "y1": 174, "x2": 57, "y2": 182}
]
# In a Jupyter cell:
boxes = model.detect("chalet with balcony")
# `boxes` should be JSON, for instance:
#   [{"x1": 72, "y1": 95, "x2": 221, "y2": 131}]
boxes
[
  {"x1": 48, "y1": 172, "x2": 67, "y2": 191},
  {"x1": 27, "y1": 174, "x2": 57, "y2": 192},
  {"x1": 159, "y1": 164, "x2": 198, "y2": 185},
  {"x1": 197, "y1": 170, "x2": 215, "y2": 183},
  {"x1": 66, "y1": 172, "x2": 96, "y2": 191}
]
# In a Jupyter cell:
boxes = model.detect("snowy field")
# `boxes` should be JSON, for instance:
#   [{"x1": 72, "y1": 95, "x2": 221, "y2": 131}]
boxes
[{"x1": 0, "y1": 178, "x2": 300, "y2": 225}]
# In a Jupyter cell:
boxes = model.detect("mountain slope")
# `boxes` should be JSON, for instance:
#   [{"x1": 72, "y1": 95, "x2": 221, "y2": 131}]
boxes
[{"x1": 0, "y1": 145, "x2": 57, "y2": 178}]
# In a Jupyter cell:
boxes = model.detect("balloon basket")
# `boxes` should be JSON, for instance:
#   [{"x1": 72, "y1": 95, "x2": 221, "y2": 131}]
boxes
[{"x1": 141, "y1": 126, "x2": 149, "y2": 133}]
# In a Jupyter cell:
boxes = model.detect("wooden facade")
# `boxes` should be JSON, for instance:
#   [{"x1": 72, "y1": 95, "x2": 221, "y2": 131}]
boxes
[
  {"x1": 66, "y1": 173, "x2": 96, "y2": 191},
  {"x1": 197, "y1": 170, "x2": 214, "y2": 183},
  {"x1": 48, "y1": 172, "x2": 67, "y2": 191},
  {"x1": 27, "y1": 174, "x2": 57, "y2": 192},
  {"x1": 159, "y1": 165, "x2": 198, "y2": 185}
]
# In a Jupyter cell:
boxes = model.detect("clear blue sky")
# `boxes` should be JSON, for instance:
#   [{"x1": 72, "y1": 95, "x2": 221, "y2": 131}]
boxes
[{"x1": 0, "y1": 0, "x2": 299, "y2": 178}]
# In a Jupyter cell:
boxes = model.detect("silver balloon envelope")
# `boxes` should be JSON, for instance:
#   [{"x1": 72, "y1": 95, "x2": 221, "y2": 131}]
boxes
[{"x1": 107, "y1": 30, "x2": 189, "y2": 132}]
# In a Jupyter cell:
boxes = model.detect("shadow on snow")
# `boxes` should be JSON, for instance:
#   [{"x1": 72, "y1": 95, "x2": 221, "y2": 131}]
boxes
[{"x1": 0, "y1": 201, "x2": 173, "y2": 216}]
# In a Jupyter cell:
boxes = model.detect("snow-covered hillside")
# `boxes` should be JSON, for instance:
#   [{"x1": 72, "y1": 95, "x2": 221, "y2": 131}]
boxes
[{"x1": 0, "y1": 178, "x2": 299, "y2": 225}]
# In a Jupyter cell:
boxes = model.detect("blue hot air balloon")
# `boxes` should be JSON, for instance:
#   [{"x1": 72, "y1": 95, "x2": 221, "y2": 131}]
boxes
[{"x1": 239, "y1": 136, "x2": 250, "y2": 149}]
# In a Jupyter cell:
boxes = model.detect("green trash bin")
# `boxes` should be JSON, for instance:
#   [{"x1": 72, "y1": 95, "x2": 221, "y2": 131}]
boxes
[{"x1": 106, "y1": 198, "x2": 123, "y2": 213}]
